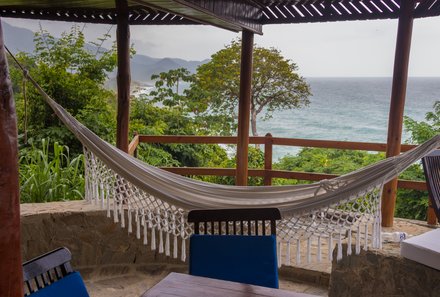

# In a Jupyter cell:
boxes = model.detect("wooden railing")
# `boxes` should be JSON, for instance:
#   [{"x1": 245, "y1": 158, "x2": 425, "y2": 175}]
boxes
[
  {"x1": 129, "y1": 133, "x2": 437, "y2": 224},
  {"x1": 129, "y1": 133, "x2": 426, "y2": 190}
]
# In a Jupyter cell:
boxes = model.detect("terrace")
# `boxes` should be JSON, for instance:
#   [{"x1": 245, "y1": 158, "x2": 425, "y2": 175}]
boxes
[{"x1": 1, "y1": 0, "x2": 440, "y2": 296}]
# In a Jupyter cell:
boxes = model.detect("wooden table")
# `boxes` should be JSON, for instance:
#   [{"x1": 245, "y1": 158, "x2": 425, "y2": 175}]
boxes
[{"x1": 141, "y1": 272, "x2": 320, "y2": 297}]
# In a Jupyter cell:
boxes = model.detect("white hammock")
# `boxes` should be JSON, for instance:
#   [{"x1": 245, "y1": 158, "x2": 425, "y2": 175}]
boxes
[{"x1": 29, "y1": 76, "x2": 440, "y2": 265}]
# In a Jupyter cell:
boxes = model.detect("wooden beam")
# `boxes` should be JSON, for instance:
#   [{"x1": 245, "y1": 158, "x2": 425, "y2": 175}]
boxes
[
  {"x1": 132, "y1": 0, "x2": 262, "y2": 34},
  {"x1": 136, "y1": 134, "x2": 418, "y2": 152},
  {"x1": 382, "y1": 0, "x2": 415, "y2": 227},
  {"x1": 116, "y1": 0, "x2": 131, "y2": 153},
  {"x1": 0, "y1": 18, "x2": 24, "y2": 297},
  {"x1": 236, "y1": 30, "x2": 254, "y2": 186}
]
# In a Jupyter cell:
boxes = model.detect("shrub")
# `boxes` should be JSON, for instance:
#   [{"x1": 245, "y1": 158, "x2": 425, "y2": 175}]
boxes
[{"x1": 19, "y1": 139, "x2": 84, "y2": 203}]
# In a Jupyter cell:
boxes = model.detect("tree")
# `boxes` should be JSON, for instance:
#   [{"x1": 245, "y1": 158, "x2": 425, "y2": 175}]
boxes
[
  {"x1": 404, "y1": 100, "x2": 440, "y2": 144},
  {"x1": 146, "y1": 68, "x2": 235, "y2": 136},
  {"x1": 149, "y1": 67, "x2": 195, "y2": 111},
  {"x1": 193, "y1": 40, "x2": 311, "y2": 136},
  {"x1": 10, "y1": 25, "x2": 118, "y2": 153}
]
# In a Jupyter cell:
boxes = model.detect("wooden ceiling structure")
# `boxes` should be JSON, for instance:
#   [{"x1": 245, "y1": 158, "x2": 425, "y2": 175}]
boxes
[
  {"x1": 0, "y1": 0, "x2": 439, "y2": 29},
  {"x1": 0, "y1": 1, "x2": 438, "y2": 295}
]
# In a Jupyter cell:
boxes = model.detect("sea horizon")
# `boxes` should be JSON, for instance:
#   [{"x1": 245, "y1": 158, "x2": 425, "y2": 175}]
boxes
[{"x1": 256, "y1": 77, "x2": 440, "y2": 161}]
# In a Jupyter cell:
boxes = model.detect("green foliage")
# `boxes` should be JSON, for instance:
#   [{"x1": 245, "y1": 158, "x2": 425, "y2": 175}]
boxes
[
  {"x1": 9, "y1": 25, "x2": 118, "y2": 203},
  {"x1": 274, "y1": 146, "x2": 431, "y2": 220},
  {"x1": 193, "y1": 39, "x2": 311, "y2": 136},
  {"x1": 275, "y1": 148, "x2": 384, "y2": 174},
  {"x1": 130, "y1": 97, "x2": 228, "y2": 168},
  {"x1": 19, "y1": 139, "x2": 84, "y2": 203},
  {"x1": 11, "y1": 25, "x2": 118, "y2": 153},
  {"x1": 146, "y1": 67, "x2": 234, "y2": 136},
  {"x1": 404, "y1": 101, "x2": 440, "y2": 144},
  {"x1": 398, "y1": 103, "x2": 440, "y2": 220},
  {"x1": 149, "y1": 68, "x2": 195, "y2": 110},
  {"x1": 202, "y1": 146, "x2": 265, "y2": 186}
]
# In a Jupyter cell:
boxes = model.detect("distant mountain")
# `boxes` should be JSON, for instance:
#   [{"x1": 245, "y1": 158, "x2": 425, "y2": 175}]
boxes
[
  {"x1": 2, "y1": 20, "x2": 208, "y2": 88},
  {"x1": 3, "y1": 21, "x2": 36, "y2": 54}
]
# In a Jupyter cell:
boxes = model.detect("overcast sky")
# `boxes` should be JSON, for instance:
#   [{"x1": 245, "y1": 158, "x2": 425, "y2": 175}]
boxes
[{"x1": 5, "y1": 16, "x2": 440, "y2": 77}]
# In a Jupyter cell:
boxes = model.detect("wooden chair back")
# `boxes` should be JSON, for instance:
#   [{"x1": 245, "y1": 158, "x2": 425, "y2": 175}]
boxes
[
  {"x1": 187, "y1": 208, "x2": 281, "y2": 236},
  {"x1": 422, "y1": 150, "x2": 440, "y2": 221},
  {"x1": 22, "y1": 247, "x2": 73, "y2": 296}
]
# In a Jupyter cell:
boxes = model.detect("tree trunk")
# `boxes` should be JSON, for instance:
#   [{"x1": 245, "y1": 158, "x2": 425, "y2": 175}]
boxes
[
  {"x1": 251, "y1": 109, "x2": 258, "y2": 137},
  {"x1": 251, "y1": 107, "x2": 259, "y2": 148}
]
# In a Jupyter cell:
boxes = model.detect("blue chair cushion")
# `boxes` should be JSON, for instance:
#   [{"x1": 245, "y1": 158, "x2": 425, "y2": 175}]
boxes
[
  {"x1": 189, "y1": 234, "x2": 278, "y2": 288},
  {"x1": 30, "y1": 271, "x2": 89, "y2": 297}
]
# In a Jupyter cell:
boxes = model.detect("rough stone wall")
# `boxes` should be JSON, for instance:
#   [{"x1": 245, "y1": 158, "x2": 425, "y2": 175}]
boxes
[
  {"x1": 20, "y1": 202, "x2": 330, "y2": 286},
  {"x1": 21, "y1": 208, "x2": 187, "y2": 279},
  {"x1": 329, "y1": 244, "x2": 440, "y2": 297}
]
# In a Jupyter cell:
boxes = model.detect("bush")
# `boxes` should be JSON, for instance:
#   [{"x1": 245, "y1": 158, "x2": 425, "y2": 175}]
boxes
[{"x1": 19, "y1": 139, "x2": 84, "y2": 203}]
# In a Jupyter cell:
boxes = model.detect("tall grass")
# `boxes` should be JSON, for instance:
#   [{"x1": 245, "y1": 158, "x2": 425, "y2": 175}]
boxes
[{"x1": 19, "y1": 139, "x2": 85, "y2": 203}]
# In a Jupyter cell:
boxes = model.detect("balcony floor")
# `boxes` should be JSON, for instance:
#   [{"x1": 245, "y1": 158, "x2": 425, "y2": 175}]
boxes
[{"x1": 84, "y1": 270, "x2": 330, "y2": 297}]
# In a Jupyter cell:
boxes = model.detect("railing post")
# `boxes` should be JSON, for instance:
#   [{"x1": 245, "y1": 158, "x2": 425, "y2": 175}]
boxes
[
  {"x1": 133, "y1": 132, "x2": 138, "y2": 158},
  {"x1": 382, "y1": 0, "x2": 415, "y2": 227},
  {"x1": 427, "y1": 199, "x2": 438, "y2": 225},
  {"x1": 264, "y1": 133, "x2": 273, "y2": 186}
]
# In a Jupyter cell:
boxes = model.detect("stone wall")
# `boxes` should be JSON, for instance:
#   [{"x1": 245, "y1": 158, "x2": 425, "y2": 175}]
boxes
[
  {"x1": 329, "y1": 244, "x2": 440, "y2": 297},
  {"x1": 20, "y1": 202, "x2": 187, "y2": 279},
  {"x1": 20, "y1": 201, "x2": 329, "y2": 286}
]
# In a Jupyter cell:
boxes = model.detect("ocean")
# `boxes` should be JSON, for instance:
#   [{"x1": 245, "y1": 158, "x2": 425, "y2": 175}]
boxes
[{"x1": 256, "y1": 77, "x2": 440, "y2": 160}]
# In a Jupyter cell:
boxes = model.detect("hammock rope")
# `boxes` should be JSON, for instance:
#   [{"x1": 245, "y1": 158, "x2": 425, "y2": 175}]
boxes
[{"x1": 10, "y1": 53, "x2": 440, "y2": 265}]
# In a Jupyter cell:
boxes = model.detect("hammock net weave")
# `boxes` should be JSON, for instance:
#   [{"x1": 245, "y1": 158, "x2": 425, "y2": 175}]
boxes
[{"x1": 27, "y1": 74, "x2": 440, "y2": 265}]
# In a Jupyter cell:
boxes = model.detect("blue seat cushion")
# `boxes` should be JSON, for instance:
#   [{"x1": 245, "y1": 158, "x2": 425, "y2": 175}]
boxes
[
  {"x1": 189, "y1": 234, "x2": 278, "y2": 288},
  {"x1": 30, "y1": 271, "x2": 89, "y2": 297}
]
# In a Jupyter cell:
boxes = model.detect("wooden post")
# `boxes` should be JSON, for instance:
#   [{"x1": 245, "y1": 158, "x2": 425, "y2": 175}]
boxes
[
  {"x1": 116, "y1": 0, "x2": 131, "y2": 152},
  {"x1": 382, "y1": 0, "x2": 415, "y2": 227},
  {"x1": 264, "y1": 133, "x2": 273, "y2": 186},
  {"x1": 0, "y1": 19, "x2": 24, "y2": 297},
  {"x1": 236, "y1": 30, "x2": 254, "y2": 186},
  {"x1": 427, "y1": 199, "x2": 438, "y2": 225}
]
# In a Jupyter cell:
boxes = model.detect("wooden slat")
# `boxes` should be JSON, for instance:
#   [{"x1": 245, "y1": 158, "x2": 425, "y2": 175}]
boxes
[
  {"x1": 159, "y1": 167, "x2": 427, "y2": 190},
  {"x1": 138, "y1": 135, "x2": 238, "y2": 144},
  {"x1": 128, "y1": 134, "x2": 139, "y2": 156},
  {"x1": 137, "y1": 135, "x2": 418, "y2": 152},
  {"x1": 396, "y1": 180, "x2": 427, "y2": 191},
  {"x1": 160, "y1": 167, "x2": 236, "y2": 176},
  {"x1": 268, "y1": 170, "x2": 338, "y2": 181}
]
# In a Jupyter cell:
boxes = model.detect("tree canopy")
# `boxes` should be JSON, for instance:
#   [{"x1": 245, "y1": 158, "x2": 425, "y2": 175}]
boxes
[
  {"x1": 10, "y1": 25, "x2": 118, "y2": 153},
  {"x1": 404, "y1": 100, "x2": 440, "y2": 144},
  {"x1": 193, "y1": 40, "x2": 311, "y2": 136}
]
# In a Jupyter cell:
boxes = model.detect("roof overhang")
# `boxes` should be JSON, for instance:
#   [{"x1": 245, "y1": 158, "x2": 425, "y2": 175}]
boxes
[{"x1": 0, "y1": 1, "x2": 439, "y2": 34}]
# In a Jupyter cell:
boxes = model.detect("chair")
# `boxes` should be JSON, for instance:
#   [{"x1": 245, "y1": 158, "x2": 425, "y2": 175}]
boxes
[
  {"x1": 422, "y1": 150, "x2": 440, "y2": 221},
  {"x1": 188, "y1": 208, "x2": 281, "y2": 288},
  {"x1": 22, "y1": 247, "x2": 89, "y2": 297}
]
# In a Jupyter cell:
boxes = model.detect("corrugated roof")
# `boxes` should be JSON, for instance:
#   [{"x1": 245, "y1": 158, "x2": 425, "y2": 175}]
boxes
[{"x1": 0, "y1": 0, "x2": 438, "y2": 34}]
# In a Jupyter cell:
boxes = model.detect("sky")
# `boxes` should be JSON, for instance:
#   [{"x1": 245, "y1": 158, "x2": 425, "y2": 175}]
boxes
[{"x1": 4, "y1": 15, "x2": 440, "y2": 77}]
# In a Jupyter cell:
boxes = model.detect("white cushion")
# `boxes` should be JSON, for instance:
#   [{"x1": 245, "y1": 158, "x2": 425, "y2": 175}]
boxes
[{"x1": 400, "y1": 228, "x2": 440, "y2": 271}]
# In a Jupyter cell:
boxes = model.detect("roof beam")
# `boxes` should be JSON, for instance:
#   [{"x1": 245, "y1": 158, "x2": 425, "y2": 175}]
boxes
[{"x1": 131, "y1": 0, "x2": 263, "y2": 34}]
